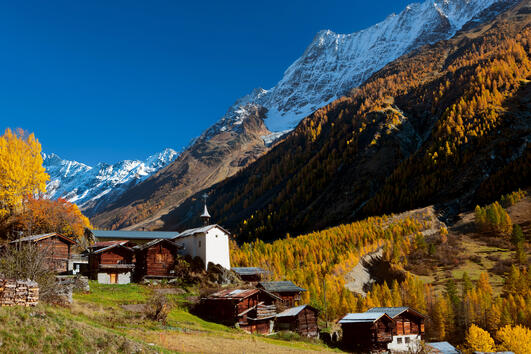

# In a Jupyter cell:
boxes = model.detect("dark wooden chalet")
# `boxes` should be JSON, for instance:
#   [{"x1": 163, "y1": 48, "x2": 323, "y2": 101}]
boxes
[
  {"x1": 338, "y1": 312, "x2": 394, "y2": 352},
  {"x1": 232, "y1": 267, "x2": 268, "y2": 282},
  {"x1": 88, "y1": 241, "x2": 135, "y2": 284},
  {"x1": 367, "y1": 307, "x2": 424, "y2": 336},
  {"x1": 275, "y1": 305, "x2": 319, "y2": 338},
  {"x1": 200, "y1": 288, "x2": 280, "y2": 334},
  {"x1": 9, "y1": 233, "x2": 76, "y2": 273},
  {"x1": 133, "y1": 239, "x2": 182, "y2": 280},
  {"x1": 256, "y1": 281, "x2": 306, "y2": 307}
]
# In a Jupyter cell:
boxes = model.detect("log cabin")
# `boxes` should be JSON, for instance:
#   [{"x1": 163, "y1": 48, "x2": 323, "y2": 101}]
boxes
[
  {"x1": 133, "y1": 239, "x2": 183, "y2": 280},
  {"x1": 199, "y1": 288, "x2": 281, "y2": 334},
  {"x1": 256, "y1": 281, "x2": 306, "y2": 307},
  {"x1": 338, "y1": 312, "x2": 394, "y2": 352},
  {"x1": 9, "y1": 233, "x2": 76, "y2": 273},
  {"x1": 232, "y1": 267, "x2": 268, "y2": 282},
  {"x1": 88, "y1": 242, "x2": 135, "y2": 284},
  {"x1": 275, "y1": 305, "x2": 320, "y2": 338},
  {"x1": 366, "y1": 307, "x2": 425, "y2": 352}
]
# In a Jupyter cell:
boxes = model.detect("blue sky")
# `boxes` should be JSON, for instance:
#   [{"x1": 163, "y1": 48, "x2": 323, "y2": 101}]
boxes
[{"x1": 0, "y1": 0, "x2": 411, "y2": 165}]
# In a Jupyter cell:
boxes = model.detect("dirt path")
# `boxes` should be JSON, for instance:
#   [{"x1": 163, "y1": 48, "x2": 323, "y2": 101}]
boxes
[{"x1": 344, "y1": 206, "x2": 445, "y2": 295}]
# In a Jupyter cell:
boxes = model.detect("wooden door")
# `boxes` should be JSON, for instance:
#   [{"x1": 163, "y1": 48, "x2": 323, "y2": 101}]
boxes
[{"x1": 110, "y1": 273, "x2": 118, "y2": 284}]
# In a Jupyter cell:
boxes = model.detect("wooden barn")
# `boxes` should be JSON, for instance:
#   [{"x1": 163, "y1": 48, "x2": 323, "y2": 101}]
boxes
[
  {"x1": 133, "y1": 239, "x2": 182, "y2": 280},
  {"x1": 200, "y1": 288, "x2": 280, "y2": 334},
  {"x1": 275, "y1": 305, "x2": 319, "y2": 338},
  {"x1": 232, "y1": 267, "x2": 268, "y2": 282},
  {"x1": 88, "y1": 241, "x2": 135, "y2": 284},
  {"x1": 366, "y1": 307, "x2": 425, "y2": 352},
  {"x1": 9, "y1": 233, "x2": 76, "y2": 273},
  {"x1": 256, "y1": 281, "x2": 306, "y2": 307},
  {"x1": 338, "y1": 312, "x2": 394, "y2": 352}
]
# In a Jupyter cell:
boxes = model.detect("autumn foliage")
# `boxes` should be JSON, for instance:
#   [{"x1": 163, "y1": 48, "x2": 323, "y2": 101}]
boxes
[
  {"x1": 232, "y1": 214, "x2": 425, "y2": 320},
  {"x1": 11, "y1": 197, "x2": 92, "y2": 242},
  {"x1": 0, "y1": 128, "x2": 91, "y2": 242},
  {"x1": 0, "y1": 128, "x2": 48, "y2": 217}
]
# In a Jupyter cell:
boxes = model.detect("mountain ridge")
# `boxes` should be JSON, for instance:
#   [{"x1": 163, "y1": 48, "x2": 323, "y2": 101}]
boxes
[
  {"x1": 161, "y1": 0, "x2": 530, "y2": 242},
  {"x1": 89, "y1": 0, "x2": 519, "y2": 230},
  {"x1": 43, "y1": 148, "x2": 178, "y2": 214}
]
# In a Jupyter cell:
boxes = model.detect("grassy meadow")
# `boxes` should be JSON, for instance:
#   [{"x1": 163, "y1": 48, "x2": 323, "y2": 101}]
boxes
[{"x1": 0, "y1": 281, "x2": 336, "y2": 353}]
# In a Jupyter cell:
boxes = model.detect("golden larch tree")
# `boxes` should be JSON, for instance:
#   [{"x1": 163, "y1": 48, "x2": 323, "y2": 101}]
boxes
[{"x1": 0, "y1": 128, "x2": 49, "y2": 217}]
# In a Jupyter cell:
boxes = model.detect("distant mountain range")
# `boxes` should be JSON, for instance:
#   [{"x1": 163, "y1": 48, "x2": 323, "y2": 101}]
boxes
[
  {"x1": 43, "y1": 148, "x2": 178, "y2": 214},
  {"x1": 44, "y1": 0, "x2": 520, "y2": 230}
]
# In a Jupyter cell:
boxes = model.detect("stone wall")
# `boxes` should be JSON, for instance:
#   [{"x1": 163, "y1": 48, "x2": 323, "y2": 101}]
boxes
[{"x1": 0, "y1": 279, "x2": 39, "y2": 307}]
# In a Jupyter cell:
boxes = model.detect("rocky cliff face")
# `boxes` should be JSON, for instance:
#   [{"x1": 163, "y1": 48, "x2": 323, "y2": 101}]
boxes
[{"x1": 91, "y1": 0, "x2": 517, "y2": 230}]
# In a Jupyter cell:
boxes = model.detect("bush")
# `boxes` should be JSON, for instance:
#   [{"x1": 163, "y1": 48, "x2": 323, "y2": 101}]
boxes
[
  {"x1": 144, "y1": 294, "x2": 172, "y2": 323},
  {"x1": 0, "y1": 242, "x2": 56, "y2": 301}
]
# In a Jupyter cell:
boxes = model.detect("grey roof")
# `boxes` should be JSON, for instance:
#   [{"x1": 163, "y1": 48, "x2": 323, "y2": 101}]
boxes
[
  {"x1": 257, "y1": 281, "x2": 307, "y2": 293},
  {"x1": 427, "y1": 342, "x2": 460, "y2": 353},
  {"x1": 90, "y1": 229, "x2": 180, "y2": 240},
  {"x1": 366, "y1": 306, "x2": 424, "y2": 318},
  {"x1": 232, "y1": 267, "x2": 268, "y2": 276},
  {"x1": 338, "y1": 312, "x2": 388, "y2": 324},
  {"x1": 176, "y1": 224, "x2": 230, "y2": 238},
  {"x1": 276, "y1": 305, "x2": 318, "y2": 318},
  {"x1": 10, "y1": 232, "x2": 76, "y2": 244},
  {"x1": 133, "y1": 238, "x2": 182, "y2": 251},
  {"x1": 92, "y1": 243, "x2": 134, "y2": 255}
]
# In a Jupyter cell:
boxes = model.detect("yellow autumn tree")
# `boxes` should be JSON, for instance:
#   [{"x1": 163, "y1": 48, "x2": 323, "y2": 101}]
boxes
[
  {"x1": 464, "y1": 324, "x2": 495, "y2": 353},
  {"x1": 496, "y1": 325, "x2": 531, "y2": 354},
  {"x1": 0, "y1": 128, "x2": 49, "y2": 217}
]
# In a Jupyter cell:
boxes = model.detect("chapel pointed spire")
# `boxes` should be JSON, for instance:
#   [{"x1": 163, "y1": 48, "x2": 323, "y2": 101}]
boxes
[{"x1": 200, "y1": 193, "x2": 211, "y2": 226}]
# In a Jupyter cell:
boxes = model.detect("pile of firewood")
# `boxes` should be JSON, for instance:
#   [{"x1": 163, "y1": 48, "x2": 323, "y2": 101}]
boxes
[{"x1": 0, "y1": 279, "x2": 39, "y2": 307}]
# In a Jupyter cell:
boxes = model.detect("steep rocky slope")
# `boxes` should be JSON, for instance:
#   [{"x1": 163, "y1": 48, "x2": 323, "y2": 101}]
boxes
[
  {"x1": 92, "y1": 0, "x2": 516, "y2": 229},
  {"x1": 163, "y1": 1, "x2": 531, "y2": 242},
  {"x1": 91, "y1": 107, "x2": 270, "y2": 229}
]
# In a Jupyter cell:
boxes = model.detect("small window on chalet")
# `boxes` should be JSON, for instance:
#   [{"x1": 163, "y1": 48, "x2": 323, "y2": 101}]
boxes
[
  {"x1": 397, "y1": 337, "x2": 403, "y2": 344},
  {"x1": 156, "y1": 253, "x2": 163, "y2": 263},
  {"x1": 405, "y1": 337, "x2": 410, "y2": 344},
  {"x1": 198, "y1": 240, "x2": 201, "y2": 248}
]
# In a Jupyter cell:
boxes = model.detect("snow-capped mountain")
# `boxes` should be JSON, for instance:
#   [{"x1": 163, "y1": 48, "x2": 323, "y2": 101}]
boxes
[
  {"x1": 91, "y1": 0, "x2": 517, "y2": 230},
  {"x1": 212, "y1": 0, "x2": 515, "y2": 140},
  {"x1": 43, "y1": 148, "x2": 178, "y2": 212}
]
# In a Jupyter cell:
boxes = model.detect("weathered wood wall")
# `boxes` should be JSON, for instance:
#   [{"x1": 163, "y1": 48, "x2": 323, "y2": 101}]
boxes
[
  {"x1": 38, "y1": 236, "x2": 71, "y2": 273},
  {"x1": 341, "y1": 319, "x2": 393, "y2": 352}
]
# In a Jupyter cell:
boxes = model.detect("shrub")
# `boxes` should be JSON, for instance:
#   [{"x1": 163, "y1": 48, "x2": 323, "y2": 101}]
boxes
[
  {"x1": 144, "y1": 294, "x2": 172, "y2": 323},
  {"x1": 0, "y1": 242, "x2": 56, "y2": 301}
]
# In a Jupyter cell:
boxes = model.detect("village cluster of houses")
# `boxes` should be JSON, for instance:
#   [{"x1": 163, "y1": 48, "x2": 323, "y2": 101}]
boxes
[{"x1": 2, "y1": 204, "x2": 458, "y2": 353}]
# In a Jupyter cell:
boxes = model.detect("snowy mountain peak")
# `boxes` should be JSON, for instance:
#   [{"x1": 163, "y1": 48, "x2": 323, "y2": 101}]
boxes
[
  {"x1": 205, "y1": 0, "x2": 514, "y2": 139},
  {"x1": 43, "y1": 148, "x2": 178, "y2": 212}
]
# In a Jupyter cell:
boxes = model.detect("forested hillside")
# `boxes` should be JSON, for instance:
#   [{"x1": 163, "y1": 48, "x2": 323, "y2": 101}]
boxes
[
  {"x1": 164, "y1": 1, "x2": 531, "y2": 243},
  {"x1": 231, "y1": 188, "x2": 531, "y2": 345}
]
